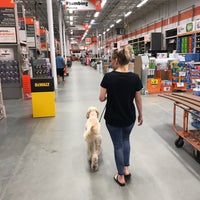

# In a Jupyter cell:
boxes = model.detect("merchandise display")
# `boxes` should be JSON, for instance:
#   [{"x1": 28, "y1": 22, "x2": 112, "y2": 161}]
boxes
[
  {"x1": 196, "y1": 32, "x2": 200, "y2": 53},
  {"x1": 31, "y1": 58, "x2": 51, "y2": 78},
  {"x1": 170, "y1": 61, "x2": 187, "y2": 91},
  {"x1": 1, "y1": 1, "x2": 200, "y2": 198},
  {"x1": 0, "y1": 60, "x2": 20, "y2": 85}
]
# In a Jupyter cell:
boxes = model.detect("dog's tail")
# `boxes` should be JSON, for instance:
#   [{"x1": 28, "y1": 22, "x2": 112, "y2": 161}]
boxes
[
  {"x1": 84, "y1": 122, "x2": 100, "y2": 141},
  {"x1": 84, "y1": 125, "x2": 95, "y2": 141}
]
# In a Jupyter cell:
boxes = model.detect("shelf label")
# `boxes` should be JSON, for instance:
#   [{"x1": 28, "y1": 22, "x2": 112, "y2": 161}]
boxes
[
  {"x1": 177, "y1": 82, "x2": 184, "y2": 87},
  {"x1": 179, "y1": 71, "x2": 186, "y2": 76}
]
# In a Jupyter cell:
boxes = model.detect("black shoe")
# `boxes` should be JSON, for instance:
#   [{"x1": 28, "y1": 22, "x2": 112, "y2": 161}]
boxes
[
  {"x1": 124, "y1": 173, "x2": 131, "y2": 180},
  {"x1": 114, "y1": 175, "x2": 125, "y2": 187}
]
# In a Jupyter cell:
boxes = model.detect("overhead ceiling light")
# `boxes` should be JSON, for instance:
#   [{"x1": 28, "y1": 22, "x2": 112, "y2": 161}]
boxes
[
  {"x1": 69, "y1": 16, "x2": 73, "y2": 21},
  {"x1": 137, "y1": 0, "x2": 149, "y2": 8},
  {"x1": 106, "y1": 28, "x2": 110, "y2": 32},
  {"x1": 101, "y1": 0, "x2": 107, "y2": 8},
  {"x1": 124, "y1": 11, "x2": 132, "y2": 17},
  {"x1": 70, "y1": 21, "x2": 73, "y2": 25},
  {"x1": 69, "y1": 10, "x2": 73, "y2": 14},
  {"x1": 116, "y1": 19, "x2": 122, "y2": 24},
  {"x1": 110, "y1": 24, "x2": 114, "y2": 28},
  {"x1": 94, "y1": 12, "x2": 99, "y2": 18},
  {"x1": 90, "y1": 19, "x2": 95, "y2": 24}
]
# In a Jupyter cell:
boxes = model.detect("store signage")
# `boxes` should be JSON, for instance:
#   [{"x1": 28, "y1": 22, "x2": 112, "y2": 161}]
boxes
[
  {"x1": 0, "y1": 6, "x2": 17, "y2": 43},
  {"x1": 0, "y1": 48, "x2": 14, "y2": 60},
  {"x1": 0, "y1": 1, "x2": 15, "y2": 8},
  {"x1": 65, "y1": 0, "x2": 102, "y2": 11},
  {"x1": 35, "y1": 83, "x2": 50, "y2": 87},
  {"x1": 120, "y1": 40, "x2": 128, "y2": 46},
  {"x1": 26, "y1": 25, "x2": 35, "y2": 37},
  {"x1": 195, "y1": 20, "x2": 200, "y2": 32},
  {"x1": 40, "y1": 29, "x2": 47, "y2": 50},
  {"x1": 177, "y1": 82, "x2": 184, "y2": 87},
  {"x1": 186, "y1": 22, "x2": 194, "y2": 32},
  {"x1": 70, "y1": 24, "x2": 89, "y2": 31},
  {"x1": 0, "y1": 27, "x2": 16, "y2": 43},
  {"x1": 92, "y1": 36, "x2": 97, "y2": 43},
  {"x1": 27, "y1": 37, "x2": 35, "y2": 47},
  {"x1": 25, "y1": 18, "x2": 35, "y2": 47},
  {"x1": 177, "y1": 22, "x2": 195, "y2": 35},
  {"x1": 0, "y1": 8, "x2": 15, "y2": 27},
  {"x1": 151, "y1": 79, "x2": 159, "y2": 85},
  {"x1": 144, "y1": 35, "x2": 150, "y2": 42},
  {"x1": 35, "y1": 20, "x2": 40, "y2": 36},
  {"x1": 85, "y1": 37, "x2": 91, "y2": 44},
  {"x1": 177, "y1": 24, "x2": 186, "y2": 35},
  {"x1": 17, "y1": 4, "x2": 26, "y2": 42},
  {"x1": 31, "y1": 78, "x2": 54, "y2": 93}
]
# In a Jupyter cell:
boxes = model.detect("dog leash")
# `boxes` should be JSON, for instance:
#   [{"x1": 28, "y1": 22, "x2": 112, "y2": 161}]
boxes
[{"x1": 99, "y1": 105, "x2": 106, "y2": 122}]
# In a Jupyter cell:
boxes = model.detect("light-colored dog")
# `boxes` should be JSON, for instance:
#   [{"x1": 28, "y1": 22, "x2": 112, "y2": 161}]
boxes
[{"x1": 84, "y1": 106, "x2": 102, "y2": 171}]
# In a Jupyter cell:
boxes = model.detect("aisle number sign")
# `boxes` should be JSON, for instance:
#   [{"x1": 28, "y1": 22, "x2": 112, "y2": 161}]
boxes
[
  {"x1": 65, "y1": 0, "x2": 102, "y2": 11},
  {"x1": 151, "y1": 79, "x2": 159, "y2": 85}
]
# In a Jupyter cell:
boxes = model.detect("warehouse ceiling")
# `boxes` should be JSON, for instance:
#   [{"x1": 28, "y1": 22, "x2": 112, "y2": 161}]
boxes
[{"x1": 18, "y1": 0, "x2": 169, "y2": 45}]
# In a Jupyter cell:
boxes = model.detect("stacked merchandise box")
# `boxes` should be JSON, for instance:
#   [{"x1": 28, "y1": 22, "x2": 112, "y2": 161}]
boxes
[
  {"x1": 178, "y1": 35, "x2": 195, "y2": 53},
  {"x1": 185, "y1": 53, "x2": 200, "y2": 62},
  {"x1": 147, "y1": 78, "x2": 161, "y2": 94},
  {"x1": 186, "y1": 63, "x2": 200, "y2": 91},
  {"x1": 193, "y1": 79, "x2": 200, "y2": 96},
  {"x1": 182, "y1": 37, "x2": 188, "y2": 53},
  {"x1": 177, "y1": 37, "x2": 181, "y2": 53},
  {"x1": 188, "y1": 35, "x2": 193, "y2": 53},
  {"x1": 156, "y1": 70, "x2": 172, "y2": 93}
]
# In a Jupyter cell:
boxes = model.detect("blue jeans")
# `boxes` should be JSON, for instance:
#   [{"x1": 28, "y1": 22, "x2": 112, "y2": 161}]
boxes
[{"x1": 106, "y1": 123, "x2": 134, "y2": 175}]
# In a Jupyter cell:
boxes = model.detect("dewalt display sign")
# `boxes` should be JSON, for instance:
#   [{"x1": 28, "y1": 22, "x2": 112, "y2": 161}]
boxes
[{"x1": 31, "y1": 78, "x2": 54, "y2": 92}]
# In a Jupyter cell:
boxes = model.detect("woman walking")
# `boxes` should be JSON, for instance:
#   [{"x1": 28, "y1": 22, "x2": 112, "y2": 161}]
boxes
[{"x1": 99, "y1": 45, "x2": 143, "y2": 186}]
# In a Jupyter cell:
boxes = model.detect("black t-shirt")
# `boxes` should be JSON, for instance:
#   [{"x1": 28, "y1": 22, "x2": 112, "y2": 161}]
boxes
[{"x1": 100, "y1": 71, "x2": 143, "y2": 127}]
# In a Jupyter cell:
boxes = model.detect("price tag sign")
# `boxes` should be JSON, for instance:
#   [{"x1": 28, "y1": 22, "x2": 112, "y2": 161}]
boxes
[
  {"x1": 151, "y1": 79, "x2": 158, "y2": 85},
  {"x1": 179, "y1": 71, "x2": 186, "y2": 76},
  {"x1": 177, "y1": 82, "x2": 184, "y2": 87}
]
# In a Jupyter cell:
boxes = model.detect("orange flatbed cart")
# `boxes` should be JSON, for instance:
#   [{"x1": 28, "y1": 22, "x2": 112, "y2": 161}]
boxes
[{"x1": 159, "y1": 93, "x2": 200, "y2": 163}]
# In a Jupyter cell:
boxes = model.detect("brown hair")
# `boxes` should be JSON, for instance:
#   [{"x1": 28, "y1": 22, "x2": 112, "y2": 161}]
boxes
[{"x1": 112, "y1": 44, "x2": 133, "y2": 66}]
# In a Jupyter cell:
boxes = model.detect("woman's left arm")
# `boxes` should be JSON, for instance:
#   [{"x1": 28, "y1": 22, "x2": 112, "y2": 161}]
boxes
[{"x1": 99, "y1": 87, "x2": 107, "y2": 102}]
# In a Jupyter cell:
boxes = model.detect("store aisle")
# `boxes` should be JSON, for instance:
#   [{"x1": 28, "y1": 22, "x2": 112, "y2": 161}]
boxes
[{"x1": 0, "y1": 62, "x2": 200, "y2": 200}]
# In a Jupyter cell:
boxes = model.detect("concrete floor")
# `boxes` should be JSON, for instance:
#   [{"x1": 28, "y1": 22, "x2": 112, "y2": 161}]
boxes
[{"x1": 0, "y1": 62, "x2": 200, "y2": 200}]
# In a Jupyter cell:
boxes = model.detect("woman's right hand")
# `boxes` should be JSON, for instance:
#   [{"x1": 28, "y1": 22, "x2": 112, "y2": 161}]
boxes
[{"x1": 138, "y1": 115, "x2": 143, "y2": 126}]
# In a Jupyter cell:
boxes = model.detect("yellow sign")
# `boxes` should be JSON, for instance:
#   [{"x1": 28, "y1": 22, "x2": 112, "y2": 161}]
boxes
[
  {"x1": 35, "y1": 83, "x2": 50, "y2": 87},
  {"x1": 151, "y1": 79, "x2": 158, "y2": 85}
]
